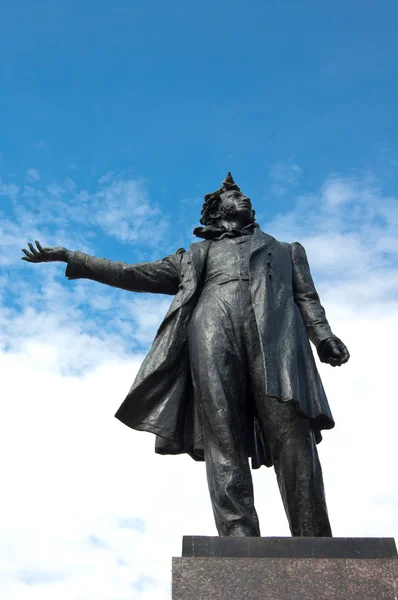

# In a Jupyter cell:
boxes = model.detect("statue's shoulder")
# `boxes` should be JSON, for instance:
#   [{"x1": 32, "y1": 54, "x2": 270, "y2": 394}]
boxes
[
  {"x1": 256, "y1": 230, "x2": 295, "y2": 260},
  {"x1": 255, "y1": 228, "x2": 288, "y2": 248},
  {"x1": 279, "y1": 240, "x2": 293, "y2": 251},
  {"x1": 271, "y1": 240, "x2": 310, "y2": 264},
  {"x1": 161, "y1": 248, "x2": 187, "y2": 271},
  {"x1": 189, "y1": 239, "x2": 212, "y2": 253}
]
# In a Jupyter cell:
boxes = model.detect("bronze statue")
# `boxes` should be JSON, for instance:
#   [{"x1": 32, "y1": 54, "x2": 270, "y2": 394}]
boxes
[{"x1": 22, "y1": 173, "x2": 349, "y2": 537}]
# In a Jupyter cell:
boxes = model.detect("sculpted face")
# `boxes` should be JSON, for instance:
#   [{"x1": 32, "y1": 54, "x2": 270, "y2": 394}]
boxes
[{"x1": 218, "y1": 190, "x2": 254, "y2": 228}]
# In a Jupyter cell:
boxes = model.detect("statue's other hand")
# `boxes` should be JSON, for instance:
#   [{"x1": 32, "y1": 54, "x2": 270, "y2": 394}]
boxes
[
  {"x1": 317, "y1": 337, "x2": 350, "y2": 367},
  {"x1": 21, "y1": 240, "x2": 70, "y2": 263}
]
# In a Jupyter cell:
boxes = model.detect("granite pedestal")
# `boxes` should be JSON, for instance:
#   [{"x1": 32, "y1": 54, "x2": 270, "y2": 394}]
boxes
[{"x1": 172, "y1": 536, "x2": 398, "y2": 600}]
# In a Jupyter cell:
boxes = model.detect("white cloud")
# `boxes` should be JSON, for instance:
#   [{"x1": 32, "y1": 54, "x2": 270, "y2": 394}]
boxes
[
  {"x1": 0, "y1": 177, "x2": 20, "y2": 197},
  {"x1": 0, "y1": 219, "x2": 27, "y2": 266},
  {"x1": 0, "y1": 170, "x2": 397, "y2": 599},
  {"x1": 93, "y1": 177, "x2": 169, "y2": 246},
  {"x1": 321, "y1": 175, "x2": 358, "y2": 206},
  {"x1": 0, "y1": 314, "x2": 208, "y2": 600},
  {"x1": 0, "y1": 172, "x2": 170, "y2": 265},
  {"x1": 1, "y1": 277, "x2": 397, "y2": 599},
  {"x1": 266, "y1": 174, "x2": 398, "y2": 283},
  {"x1": 26, "y1": 169, "x2": 40, "y2": 182}
]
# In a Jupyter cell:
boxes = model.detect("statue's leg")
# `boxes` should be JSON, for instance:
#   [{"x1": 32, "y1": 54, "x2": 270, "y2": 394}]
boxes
[
  {"x1": 188, "y1": 284, "x2": 260, "y2": 537},
  {"x1": 256, "y1": 398, "x2": 332, "y2": 537}
]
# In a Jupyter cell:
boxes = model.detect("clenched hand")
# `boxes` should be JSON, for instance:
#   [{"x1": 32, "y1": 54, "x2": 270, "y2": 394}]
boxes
[{"x1": 317, "y1": 337, "x2": 350, "y2": 367}]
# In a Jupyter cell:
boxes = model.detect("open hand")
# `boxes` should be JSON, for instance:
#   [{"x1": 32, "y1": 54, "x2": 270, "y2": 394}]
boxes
[
  {"x1": 21, "y1": 240, "x2": 70, "y2": 263},
  {"x1": 317, "y1": 337, "x2": 350, "y2": 367}
]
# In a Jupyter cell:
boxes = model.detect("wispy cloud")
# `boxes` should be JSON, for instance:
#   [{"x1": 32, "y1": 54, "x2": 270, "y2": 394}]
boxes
[
  {"x1": 0, "y1": 171, "x2": 170, "y2": 268},
  {"x1": 93, "y1": 176, "x2": 169, "y2": 245},
  {"x1": 17, "y1": 570, "x2": 65, "y2": 585},
  {"x1": 0, "y1": 177, "x2": 20, "y2": 197},
  {"x1": 26, "y1": 168, "x2": 40, "y2": 183},
  {"x1": 267, "y1": 173, "x2": 398, "y2": 289},
  {"x1": 268, "y1": 158, "x2": 302, "y2": 196}
]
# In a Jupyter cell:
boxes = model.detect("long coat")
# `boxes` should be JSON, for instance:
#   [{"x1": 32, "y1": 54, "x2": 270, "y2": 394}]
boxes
[{"x1": 66, "y1": 228, "x2": 335, "y2": 468}]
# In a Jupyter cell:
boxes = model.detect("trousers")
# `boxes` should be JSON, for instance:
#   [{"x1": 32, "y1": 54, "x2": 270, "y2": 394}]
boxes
[{"x1": 188, "y1": 279, "x2": 332, "y2": 537}]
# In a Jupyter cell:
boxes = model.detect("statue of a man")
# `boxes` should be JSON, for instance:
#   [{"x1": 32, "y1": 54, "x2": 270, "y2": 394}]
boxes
[{"x1": 22, "y1": 173, "x2": 349, "y2": 537}]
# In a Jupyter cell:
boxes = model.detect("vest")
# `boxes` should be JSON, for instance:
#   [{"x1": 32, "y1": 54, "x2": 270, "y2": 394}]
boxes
[{"x1": 203, "y1": 236, "x2": 252, "y2": 289}]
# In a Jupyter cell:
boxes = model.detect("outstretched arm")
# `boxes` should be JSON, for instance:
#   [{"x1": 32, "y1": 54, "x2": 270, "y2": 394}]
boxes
[
  {"x1": 22, "y1": 241, "x2": 181, "y2": 296},
  {"x1": 291, "y1": 242, "x2": 349, "y2": 367}
]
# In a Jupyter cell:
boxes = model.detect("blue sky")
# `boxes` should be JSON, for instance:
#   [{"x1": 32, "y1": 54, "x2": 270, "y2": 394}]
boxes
[
  {"x1": 1, "y1": 2, "x2": 398, "y2": 599},
  {"x1": 2, "y1": 0, "x2": 398, "y2": 213}
]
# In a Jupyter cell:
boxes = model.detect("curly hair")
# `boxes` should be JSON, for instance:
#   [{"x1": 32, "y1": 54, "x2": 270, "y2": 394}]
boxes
[
  {"x1": 197, "y1": 173, "x2": 256, "y2": 227},
  {"x1": 199, "y1": 191, "x2": 256, "y2": 226}
]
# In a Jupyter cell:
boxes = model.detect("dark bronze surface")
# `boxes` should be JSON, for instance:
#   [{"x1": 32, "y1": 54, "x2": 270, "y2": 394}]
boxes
[
  {"x1": 22, "y1": 173, "x2": 350, "y2": 537},
  {"x1": 181, "y1": 536, "x2": 398, "y2": 559}
]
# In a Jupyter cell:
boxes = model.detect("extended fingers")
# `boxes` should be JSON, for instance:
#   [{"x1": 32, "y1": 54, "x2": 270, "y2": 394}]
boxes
[
  {"x1": 21, "y1": 247, "x2": 38, "y2": 262},
  {"x1": 35, "y1": 241, "x2": 55, "y2": 254},
  {"x1": 27, "y1": 242, "x2": 40, "y2": 256},
  {"x1": 21, "y1": 241, "x2": 47, "y2": 262}
]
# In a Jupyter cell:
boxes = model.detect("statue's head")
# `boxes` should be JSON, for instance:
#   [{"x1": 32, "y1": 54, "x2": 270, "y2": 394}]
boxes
[{"x1": 199, "y1": 173, "x2": 256, "y2": 229}]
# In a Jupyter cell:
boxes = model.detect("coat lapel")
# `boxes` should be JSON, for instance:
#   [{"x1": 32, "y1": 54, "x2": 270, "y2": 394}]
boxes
[
  {"x1": 250, "y1": 228, "x2": 276, "y2": 258},
  {"x1": 160, "y1": 240, "x2": 211, "y2": 325},
  {"x1": 190, "y1": 239, "x2": 212, "y2": 286}
]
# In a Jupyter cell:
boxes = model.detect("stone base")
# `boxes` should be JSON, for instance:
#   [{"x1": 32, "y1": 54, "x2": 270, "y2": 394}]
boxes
[{"x1": 172, "y1": 537, "x2": 398, "y2": 600}]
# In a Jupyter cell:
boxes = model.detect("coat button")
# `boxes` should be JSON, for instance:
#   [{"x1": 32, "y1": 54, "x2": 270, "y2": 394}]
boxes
[
  {"x1": 267, "y1": 260, "x2": 271, "y2": 265},
  {"x1": 268, "y1": 251, "x2": 272, "y2": 256}
]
